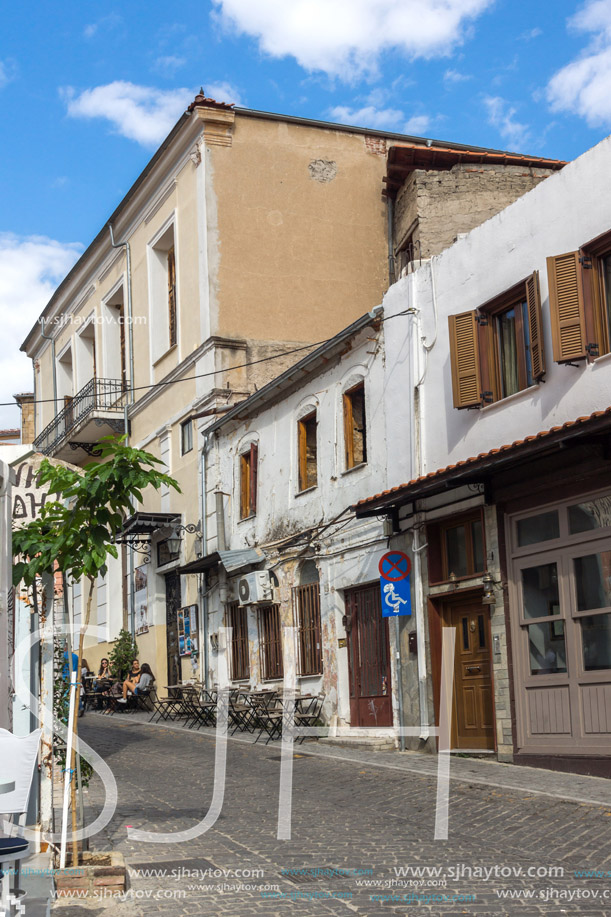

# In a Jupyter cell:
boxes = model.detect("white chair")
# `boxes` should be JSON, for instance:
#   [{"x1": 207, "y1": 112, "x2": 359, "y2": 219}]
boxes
[{"x1": 0, "y1": 728, "x2": 42, "y2": 917}]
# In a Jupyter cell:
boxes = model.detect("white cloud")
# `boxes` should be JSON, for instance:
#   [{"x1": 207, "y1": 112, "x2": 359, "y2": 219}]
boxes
[
  {"x1": 153, "y1": 55, "x2": 187, "y2": 75},
  {"x1": 329, "y1": 104, "x2": 405, "y2": 130},
  {"x1": 484, "y1": 96, "x2": 530, "y2": 148},
  {"x1": 212, "y1": 0, "x2": 493, "y2": 80},
  {"x1": 404, "y1": 114, "x2": 432, "y2": 134},
  {"x1": 61, "y1": 81, "x2": 193, "y2": 147},
  {"x1": 204, "y1": 81, "x2": 244, "y2": 106},
  {"x1": 0, "y1": 234, "x2": 82, "y2": 429},
  {"x1": 547, "y1": 0, "x2": 611, "y2": 128},
  {"x1": 444, "y1": 68, "x2": 471, "y2": 84},
  {"x1": 329, "y1": 103, "x2": 431, "y2": 135},
  {"x1": 0, "y1": 59, "x2": 18, "y2": 89},
  {"x1": 83, "y1": 13, "x2": 123, "y2": 39}
]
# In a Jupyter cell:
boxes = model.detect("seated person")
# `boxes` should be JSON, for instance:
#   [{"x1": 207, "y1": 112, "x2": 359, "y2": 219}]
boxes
[
  {"x1": 94, "y1": 658, "x2": 111, "y2": 691},
  {"x1": 118, "y1": 661, "x2": 154, "y2": 702}
]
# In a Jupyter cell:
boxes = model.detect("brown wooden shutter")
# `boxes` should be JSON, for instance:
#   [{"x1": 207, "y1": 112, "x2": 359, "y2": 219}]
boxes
[
  {"x1": 343, "y1": 392, "x2": 353, "y2": 468},
  {"x1": 250, "y1": 443, "x2": 258, "y2": 515},
  {"x1": 448, "y1": 311, "x2": 481, "y2": 409},
  {"x1": 546, "y1": 252, "x2": 587, "y2": 362},
  {"x1": 525, "y1": 271, "x2": 545, "y2": 380},
  {"x1": 298, "y1": 419, "x2": 307, "y2": 491},
  {"x1": 240, "y1": 452, "x2": 249, "y2": 519},
  {"x1": 168, "y1": 247, "x2": 177, "y2": 347}
]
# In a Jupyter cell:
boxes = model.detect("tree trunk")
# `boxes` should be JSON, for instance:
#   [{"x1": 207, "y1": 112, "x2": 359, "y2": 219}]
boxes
[{"x1": 69, "y1": 574, "x2": 94, "y2": 865}]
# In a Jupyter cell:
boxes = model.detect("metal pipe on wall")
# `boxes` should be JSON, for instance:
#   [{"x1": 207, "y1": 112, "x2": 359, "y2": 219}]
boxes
[{"x1": 200, "y1": 433, "x2": 210, "y2": 688}]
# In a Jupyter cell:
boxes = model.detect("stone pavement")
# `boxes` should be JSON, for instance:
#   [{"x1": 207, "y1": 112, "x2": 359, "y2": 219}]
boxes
[{"x1": 49, "y1": 712, "x2": 611, "y2": 916}]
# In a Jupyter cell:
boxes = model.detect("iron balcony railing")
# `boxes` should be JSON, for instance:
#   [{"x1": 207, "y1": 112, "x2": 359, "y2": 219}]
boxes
[{"x1": 33, "y1": 377, "x2": 127, "y2": 455}]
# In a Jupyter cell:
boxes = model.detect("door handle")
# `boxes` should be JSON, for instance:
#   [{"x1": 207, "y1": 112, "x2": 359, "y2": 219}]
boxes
[{"x1": 466, "y1": 665, "x2": 481, "y2": 673}]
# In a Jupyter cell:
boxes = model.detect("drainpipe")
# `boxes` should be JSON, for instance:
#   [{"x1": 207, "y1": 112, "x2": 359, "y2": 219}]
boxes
[
  {"x1": 109, "y1": 224, "x2": 136, "y2": 635},
  {"x1": 386, "y1": 197, "x2": 395, "y2": 286},
  {"x1": 200, "y1": 433, "x2": 210, "y2": 688},
  {"x1": 409, "y1": 275, "x2": 431, "y2": 742},
  {"x1": 40, "y1": 320, "x2": 58, "y2": 419},
  {"x1": 108, "y1": 225, "x2": 135, "y2": 406}
]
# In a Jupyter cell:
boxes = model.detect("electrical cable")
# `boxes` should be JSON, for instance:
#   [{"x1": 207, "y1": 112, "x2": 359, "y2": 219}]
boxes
[{"x1": 0, "y1": 308, "x2": 414, "y2": 409}]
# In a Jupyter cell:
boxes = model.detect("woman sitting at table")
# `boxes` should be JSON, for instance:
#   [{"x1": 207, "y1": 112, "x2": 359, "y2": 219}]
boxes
[{"x1": 118, "y1": 661, "x2": 154, "y2": 702}]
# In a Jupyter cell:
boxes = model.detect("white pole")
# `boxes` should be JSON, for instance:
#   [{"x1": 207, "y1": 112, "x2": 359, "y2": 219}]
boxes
[{"x1": 59, "y1": 669, "x2": 78, "y2": 868}]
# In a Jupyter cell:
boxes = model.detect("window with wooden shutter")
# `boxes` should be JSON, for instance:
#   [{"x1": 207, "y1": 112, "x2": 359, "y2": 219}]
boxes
[
  {"x1": 525, "y1": 271, "x2": 545, "y2": 380},
  {"x1": 546, "y1": 252, "x2": 587, "y2": 363},
  {"x1": 298, "y1": 411, "x2": 317, "y2": 491},
  {"x1": 168, "y1": 247, "x2": 177, "y2": 348},
  {"x1": 449, "y1": 273, "x2": 547, "y2": 409},
  {"x1": 449, "y1": 311, "x2": 481, "y2": 409},
  {"x1": 239, "y1": 443, "x2": 258, "y2": 519},
  {"x1": 343, "y1": 382, "x2": 367, "y2": 469}
]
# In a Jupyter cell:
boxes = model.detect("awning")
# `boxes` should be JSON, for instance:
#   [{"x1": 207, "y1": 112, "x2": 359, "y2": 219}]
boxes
[
  {"x1": 176, "y1": 548, "x2": 264, "y2": 575},
  {"x1": 117, "y1": 512, "x2": 180, "y2": 538},
  {"x1": 354, "y1": 406, "x2": 611, "y2": 517}
]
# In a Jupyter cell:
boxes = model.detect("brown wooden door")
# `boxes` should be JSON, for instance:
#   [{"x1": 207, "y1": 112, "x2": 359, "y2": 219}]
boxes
[
  {"x1": 445, "y1": 599, "x2": 494, "y2": 750},
  {"x1": 345, "y1": 584, "x2": 392, "y2": 727}
]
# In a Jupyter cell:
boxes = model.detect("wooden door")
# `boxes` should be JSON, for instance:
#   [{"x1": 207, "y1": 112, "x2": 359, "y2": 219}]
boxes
[
  {"x1": 165, "y1": 572, "x2": 182, "y2": 686},
  {"x1": 445, "y1": 599, "x2": 494, "y2": 750},
  {"x1": 346, "y1": 584, "x2": 393, "y2": 727}
]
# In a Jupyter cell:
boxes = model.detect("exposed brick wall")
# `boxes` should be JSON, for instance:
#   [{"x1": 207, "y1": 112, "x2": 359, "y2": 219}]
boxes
[
  {"x1": 394, "y1": 163, "x2": 557, "y2": 262},
  {"x1": 364, "y1": 135, "x2": 387, "y2": 156}
]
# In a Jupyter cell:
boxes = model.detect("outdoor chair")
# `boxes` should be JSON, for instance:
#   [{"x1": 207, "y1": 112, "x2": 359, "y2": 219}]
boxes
[
  {"x1": 150, "y1": 684, "x2": 197, "y2": 723},
  {"x1": 184, "y1": 690, "x2": 217, "y2": 730},
  {"x1": 294, "y1": 693, "x2": 325, "y2": 744},
  {"x1": 0, "y1": 728, "x2": 42, "y2": 916}
]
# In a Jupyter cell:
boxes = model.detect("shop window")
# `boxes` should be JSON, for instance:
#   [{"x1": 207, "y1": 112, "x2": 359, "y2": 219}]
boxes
[
  {"x1": 547, "y1": 228, "x2": 611, "y2": 363},
  {"x1": 448, "y1": 272, "x2": 545, "y2": 408},
  {"x1": 227, "y1": 601, "x2": 250, "y2": 680},
  {"x1": 516, "y1": 510, "x2": 559, "y2": 547},
  {"x1": 298, "y1": 411, "x2": 317, "y2": 491},
  {"x1": 180, "y1": 419, "x2": 193, "y2": 455},
  {"x1": 293, "y1": 561, "x2": 322, "y2": 675},
  {"x1": 427, "y1": 512, "x2": 485, "y2": 583},
  {"x1": 258, "y1": 604, "x2": 283, "y2": 680},
  {"x1": 343, "y1": 382, "x2": 367, "y2": 469},
  {"x1": 239, "y1": 443, "x2": 258, "y2": 519}
]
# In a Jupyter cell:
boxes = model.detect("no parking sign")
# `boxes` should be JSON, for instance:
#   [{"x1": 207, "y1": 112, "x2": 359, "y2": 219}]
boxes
[{"x1": 379, "y1": 551, "x2": 412, "y2": 617}]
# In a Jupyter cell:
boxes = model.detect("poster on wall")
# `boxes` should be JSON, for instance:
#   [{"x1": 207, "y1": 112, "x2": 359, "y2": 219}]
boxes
[
  {"x1": 134, "y1": 564, "x2": 149, "y2": 635},
  {"x1": 177, "y1": 604, "x2": 198, "y2": 656}
]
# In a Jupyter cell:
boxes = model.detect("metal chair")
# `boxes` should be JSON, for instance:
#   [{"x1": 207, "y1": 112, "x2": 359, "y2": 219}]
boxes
[{"x1": 0, "y1": 728, "x2": 42, "y2": 916}]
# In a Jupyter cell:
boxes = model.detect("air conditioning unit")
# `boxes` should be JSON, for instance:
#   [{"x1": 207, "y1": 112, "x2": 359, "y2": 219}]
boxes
[{"x1": 237, "y1": 571, "x2": 272, "y2": 606}]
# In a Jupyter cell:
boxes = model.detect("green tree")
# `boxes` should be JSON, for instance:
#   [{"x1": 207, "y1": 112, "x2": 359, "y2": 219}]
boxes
[
  {"x1": 109, "y1": 629, "x2": 139, "y2": 681},
  {"x1": 12, "y1": 436, "x2": 180, "y2": 864}
]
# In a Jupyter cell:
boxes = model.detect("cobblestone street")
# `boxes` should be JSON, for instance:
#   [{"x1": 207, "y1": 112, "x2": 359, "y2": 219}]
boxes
[{"x1": 50, "y1": 714, "x2": 611, "y2": 916}]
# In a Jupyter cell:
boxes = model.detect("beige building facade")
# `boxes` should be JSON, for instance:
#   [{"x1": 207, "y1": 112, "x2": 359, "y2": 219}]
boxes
[{"x1": 22, "y1": 92, "x2": 565, "y2": 696}]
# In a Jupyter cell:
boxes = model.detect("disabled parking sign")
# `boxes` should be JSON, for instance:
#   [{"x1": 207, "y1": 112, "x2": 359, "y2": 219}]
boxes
[{"x1": 379, "y1": 551, "x2": 412, "y2": 617}]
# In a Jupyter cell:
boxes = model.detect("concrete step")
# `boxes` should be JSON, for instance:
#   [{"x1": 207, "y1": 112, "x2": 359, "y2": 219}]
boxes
[{"x1": 318, "y1": 736, "x2": 396, "y2": 751}]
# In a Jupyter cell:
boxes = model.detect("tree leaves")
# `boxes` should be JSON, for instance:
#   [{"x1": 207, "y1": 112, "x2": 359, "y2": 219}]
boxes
[{"x1": 12, "y1": 436, "x2": 181, "y2": 585}]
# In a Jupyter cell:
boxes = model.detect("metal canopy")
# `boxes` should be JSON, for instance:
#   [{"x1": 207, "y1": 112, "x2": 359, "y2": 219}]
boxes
[
  {"x1": 118, "y1": 512, "x2": 180, "y2": 538},
  {"x1": 176, "y1": 548, "x2": 264, "y2": 575}
]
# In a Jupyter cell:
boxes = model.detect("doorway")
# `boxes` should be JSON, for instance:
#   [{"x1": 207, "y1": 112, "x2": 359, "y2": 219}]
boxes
[
  {"x1": 345, "y1": 584, "x2": 393, "y2": 727},
  {"x1": 165, "y1": 571, "x2": 182, "y2": 687},
  {"x1": 441, "y1": 596, "x2": 495, "y2": 751}
]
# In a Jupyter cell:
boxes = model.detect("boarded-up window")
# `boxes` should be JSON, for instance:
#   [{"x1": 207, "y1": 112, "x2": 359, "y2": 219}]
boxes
[
  {"x1": 258, "y1": 604, "x2": 283, "y2": 680},
  {"x1": 298, "y1": 411, "x2": 317, "y2": 491},
  {"x1": 293, "y1": 580, "x2": 322, "y2": 676},
  {"x1": 448, "y1": 272, "x2": 545, "y2": 409},
  {"x1": 168, "y1": 247, "x2": 177, "y2": 348},
  {"x1": 343, "y1": 382, "x2": 367, "y2": 468},
  {"x1": 227, "y1": 602, "x2": 249, "y2": 680},
  {"x1": 239, "y1": 443, "x2": 258, "y2": 519}
]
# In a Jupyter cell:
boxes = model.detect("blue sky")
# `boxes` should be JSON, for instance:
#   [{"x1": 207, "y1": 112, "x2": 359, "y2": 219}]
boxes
[{"x1": 2, "y1": 0, "x2": 611, "y2": 428}]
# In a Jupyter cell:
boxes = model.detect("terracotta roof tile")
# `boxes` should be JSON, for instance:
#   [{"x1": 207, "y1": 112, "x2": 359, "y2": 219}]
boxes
[{"x1": 355, "y1": 405, "x2": 611, "y2": 511}]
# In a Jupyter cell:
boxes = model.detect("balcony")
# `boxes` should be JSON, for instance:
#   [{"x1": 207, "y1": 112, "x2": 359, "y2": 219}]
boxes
[{"x1": 33, "y1": 378, "x2": 127, "y2": 460}]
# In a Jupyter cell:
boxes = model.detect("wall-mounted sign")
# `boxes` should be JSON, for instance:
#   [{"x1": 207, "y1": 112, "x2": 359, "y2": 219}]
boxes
[
  {"x1": 177, "y1": 604, "x2": 198, "y2": 656},
  {"x1": 379, "y1": 550, "x2": 412, "y2": 617}
]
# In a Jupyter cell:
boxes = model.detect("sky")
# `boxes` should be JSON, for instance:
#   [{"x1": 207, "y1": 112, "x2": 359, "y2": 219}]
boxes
[{"x1": 1, "y1": 0, "x2": 611, "y2": 430}]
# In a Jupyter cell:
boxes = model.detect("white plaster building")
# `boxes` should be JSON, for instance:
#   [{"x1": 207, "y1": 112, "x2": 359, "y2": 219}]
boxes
[
  {"x1": 183, "y1": 312, "x2": 406, "y2": 732},
  {"x1": 357, "y1": 133, "x2": 611, "y2": 775}
]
